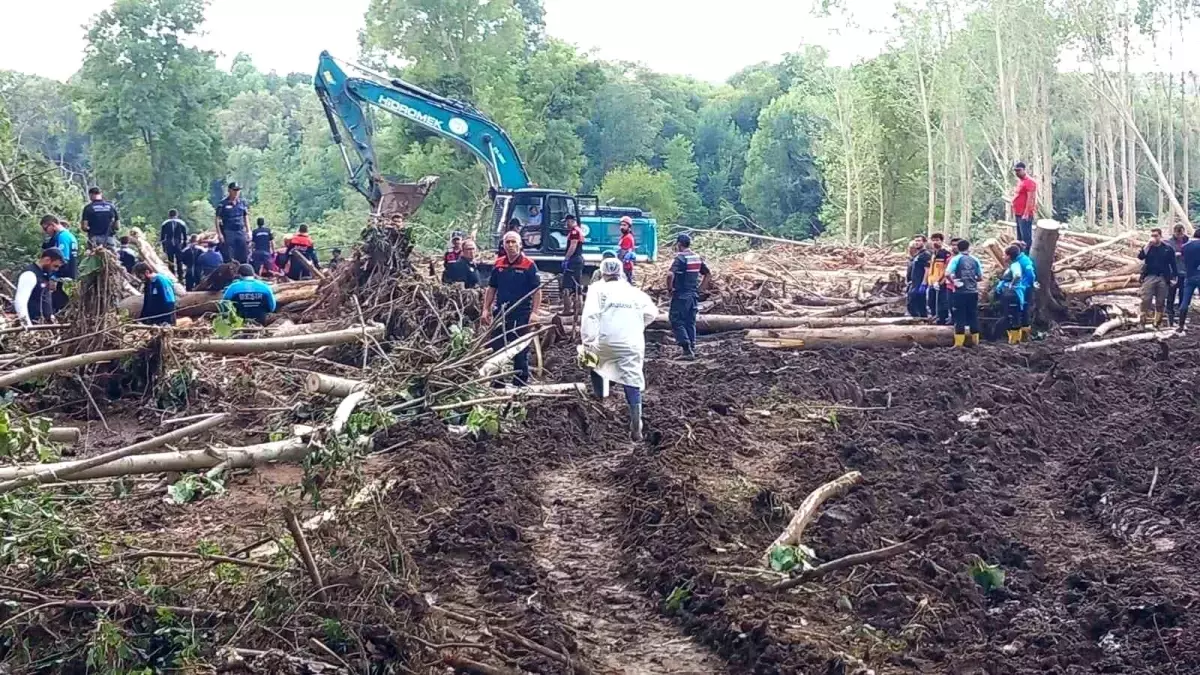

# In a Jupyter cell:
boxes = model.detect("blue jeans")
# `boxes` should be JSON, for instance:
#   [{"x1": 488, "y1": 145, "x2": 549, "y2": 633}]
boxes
[
  {"x1": 1015, "y1": 217, "x2": 1033, "y2": 246},
  {"x1": 669, "y1": 295, "x2": 698, "y2": 346},
  {"x1": 487, "y1": 307, "x2": 532, "y2": 385},
  {"x1": 1179, "y1": 277, "x2": 1200, "y2": 328}
]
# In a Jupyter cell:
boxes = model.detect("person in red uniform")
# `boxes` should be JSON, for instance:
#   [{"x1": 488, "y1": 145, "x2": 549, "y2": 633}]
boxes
[
  {"x1": 483, "y1": 231, "x2": 543, "y2": 386},
  {"x1": 561, "y1": 214, "x2": 585, "y2": 323},
  {"x1": 617, "y1": 216, "x2": 636, "y2": 283},
  {"x1": 1012, "y1": 162, "x2": 1038, "y2": 246}
]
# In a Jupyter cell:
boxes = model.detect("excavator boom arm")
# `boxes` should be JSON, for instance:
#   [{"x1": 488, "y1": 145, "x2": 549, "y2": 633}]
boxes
[{"x1": 315, "y1": 51, "x2": 530, "y2": 205}]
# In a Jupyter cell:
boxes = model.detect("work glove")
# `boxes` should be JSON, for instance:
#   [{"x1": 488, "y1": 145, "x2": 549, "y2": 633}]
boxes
[
  {"x1": 916, "y1": 284, "x2": 928, "y2": 295},
  {"x1": 576, "y1": 345, "x2": 599, "y2": 369},
  {"x1": 560, "y1": 259, "x2": 570, "y2": 273}
]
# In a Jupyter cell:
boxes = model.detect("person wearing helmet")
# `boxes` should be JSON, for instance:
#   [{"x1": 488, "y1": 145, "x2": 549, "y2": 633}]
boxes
[
  {"x1": 617, "y1": 216, "x2": 636, "y2": 283},
  {"x1": 581, "y1": 257, "x2": 658, "y2": 441}
]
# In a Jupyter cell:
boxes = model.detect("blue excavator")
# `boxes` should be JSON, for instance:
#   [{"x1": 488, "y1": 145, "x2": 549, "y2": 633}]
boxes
[{"x1": 314, "y1": 51, "x2": 658, "y2": 269}]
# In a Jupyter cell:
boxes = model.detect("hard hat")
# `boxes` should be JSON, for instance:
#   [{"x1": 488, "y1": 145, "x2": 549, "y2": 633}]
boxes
[
  {"x1": 600, "y1": 258, "x2": 621, "y2": 277},
  {"x1": 619, "y1": 216, "x2": 633, "y2": 226}
]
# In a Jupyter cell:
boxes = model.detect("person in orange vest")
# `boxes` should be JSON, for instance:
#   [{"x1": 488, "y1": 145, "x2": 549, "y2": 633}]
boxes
[
  {"x1": 283, "y1": 225, "x2": 320, "y2": 281},
  {"x1": 925, "y1": 233, "x2": 953, "y2": 325}
]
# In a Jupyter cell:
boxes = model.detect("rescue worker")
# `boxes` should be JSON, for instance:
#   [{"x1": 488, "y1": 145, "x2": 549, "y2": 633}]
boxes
[
  {"x1": 1173, "y1": 228, "x2": 1200, "y2": 335},
  {"x1": 443, "y1": 232, "x2": 463, "y2": 269},
  {"x1": 1014, "y1": 242, "x2": 1037, "y2": 340},
  {"x1": 994, "y1": 244, "x2": 1028, "y2": 344},
  {"x1": 499, "y1": 218, "x2": 522, "y2": 256},
  {"x1": 329, "y1": 248, "x2": 344, "y2": 271},
  {"x1": 482, "y1": 231, "x2": 542, "y2": 386},
  {"x1": 40, "y1": 215, "x2": 78, "y2": 312},
  {"x1": 443, "y1": 239, "x2": 481, "y2": 288},
  {"x1": 925, "y1": 233, "x2": 952, "y2": 325},
  {"x1": 215, "y1": 182, "x2": 251, "y2": 264},
  {"x1": 222, "y1": 264, "x2": 278, "y2": 324},
  {"x1": 945, "y1": 238, "x2": 983, "y2": 347},
  {"x1": 580, "y1": 257, "x2": 658, "y2": 441},
  {"x1": 666, "y1": 233, "x2": 711, "y2": 359},
  {"x1": 159, "y1": 209, "x2": 189, "y2": 278},
  {"x1": 590, "y1": 250, "x2": 618, "y2": 284},
  {"x1": 196, "y1": 240, "x2": 225, "y2": 283},
  {"x1": 617, "y1": 216, "x2": 636, "y2": 283},
  {"x1": 80, "y1": 186, "x2": 120, "y2": 250},
  {"x1": 117, "y1": 236, "x2": 138, "y2": 274},
  {"x1": 561, "y1": 214, "x2": 585, "y2": 323},
  {"x1": 179, "y1": 235, "x2": 203, "y2": 291},
  {"x1": 133, "y1": 262, "x2": 176, "y2": 326},
  {"x1": 13, "y1": 248, "x2": 64, "y2": 326},
  {"x1": 284, "y1": 225, "x2": 320, "y2": 281},
  {"x1": 1167, "y1": 223, "x2": 1190, "y2": 326},
  {"x1": 250, "y1": 217, "x2": 275, "y2": 275},
  {"x1": 1136, "y1": 227, "x2": 1176, "y2": 329},
  {"x1": 906, "y1": 237, "x2": 931, "y2": 318}
]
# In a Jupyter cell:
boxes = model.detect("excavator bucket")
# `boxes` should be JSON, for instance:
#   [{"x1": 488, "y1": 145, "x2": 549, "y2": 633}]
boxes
[{"x1": 376, "y1": 175, "x2": 439, "y2": 220}]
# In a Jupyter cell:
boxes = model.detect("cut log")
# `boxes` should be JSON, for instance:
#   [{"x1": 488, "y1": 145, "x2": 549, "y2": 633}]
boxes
[
  {"x1": 0, "y1": 348, "x2": 138, "y2": 389},
  {"x1": 1052, "y1": 232, "x2": 1135, "y2": 272},
  {"x1": 1093, "y1": 316, "x2": 1132, "y2": 338},
  {"x1": 330, "y1": 390, "x2": 371, "y2": 435},
  {"x1": 1029, "y1": 219, "x2": 1064, "y2": 324},
  {"x1": 0, "y1": 437, "x2": 308, "y2": 481},
  {"x1": 983, "y1": 238, "x2": 1008, "y2": 268},
  {"x1": 176, "y1": 325, "x2": 383, "y2": 354},
  {"x1": 47, "y1": 427, "x2": 81, "y2": 444},
  {"x1": 305, "y1": 373, "x2": 367, "y2": 397},
  {"x1": 750, "y1": 325, "x2": 955, "y2": 350},
  {"x1": 791, "y1": 292, "x2": 855, "y2": 308},
  {"x1": 1060, "y1": 274, "x2": 1139, "y2": 297},
  {"x1": 762, "y1": 471, "x2": 863, "y2": 566},
  {"x1": 1066, "y1": 330, "x2": 1175, "y2": 353},
  {"x1": 117, "y1": 281, "x2": 319, "y2": 319},
  {"x1": 0, "y1": 414, "x2": 229, "y2": 491},
  {"x1": 127, "y1": 228, "x2": 186, "y2": 296}
]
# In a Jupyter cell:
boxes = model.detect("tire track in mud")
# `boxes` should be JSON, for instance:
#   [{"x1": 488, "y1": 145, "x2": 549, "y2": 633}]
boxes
[{"x1": 529, "y1": 452, "x2": 725, "y2": 674}]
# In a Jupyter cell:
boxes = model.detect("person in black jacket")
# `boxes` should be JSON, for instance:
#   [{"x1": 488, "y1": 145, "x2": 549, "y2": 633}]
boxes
[
  {"x1": 159, "y1": 209, "x2": 188, "y2": 278},
  {"x1": 1137, "y1": 227, "x2": 1176, "y2": 328},
  {"x1": 178, "y1": 235, "x2": 203, "y2": 291},
  {"x1": 906, "y1": 237, "x2": 931, "y2": 318},
  {"x1": 443, "y1": 239, "x2": 481, "y2": 288}
]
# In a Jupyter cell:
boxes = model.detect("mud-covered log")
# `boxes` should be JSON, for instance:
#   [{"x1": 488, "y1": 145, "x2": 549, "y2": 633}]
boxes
[
  {"x1": 305, "y1": 373, "x2": 367, "y2": 397},
  {"x1": 1066, "y1": 330, "x2": 1175, "y2": 353},
  {"x1": 1030, "y1": 219, "x2": 1064, "y2": 324},
  {"x1": 1093, "y1": 316, "x2": 1133, "y2": 338},
  {"x1": 47, "y1": 427, "x2": 81, "y2": 444},
  {"x1": 648, "y1": 312, "x2": 909, "y2": 335},
  {"x1": 176, "y1": 325, "x2": 383, "y2": 354},
  {"x1": 0, "y1": 348, "x2": 138, "y2": 389},
  {"x1": 805, "y1": 295, "x2": 905, "y2": 319},
  {"x1": 0, "y1": 437, "x2": 308, "y2": 481},
  {"x1": 745, "y1": 316, "x2": 925, "y2": 333},
  {"x1": 750, "y1": 325, "x2": 955, "y2": 350},
  {"x1": 763, "y1": 471, "x2": 863, "y2": 566},
  {"x1": 118, "y1": 281, "x2": 319, "y2": 319}
]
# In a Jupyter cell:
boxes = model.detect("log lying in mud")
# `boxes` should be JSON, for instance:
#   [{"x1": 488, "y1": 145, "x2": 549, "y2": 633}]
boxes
[
  {"x1": 176, "y1": 325, "x2": 383, "y2": 354},
  {"x1": 750, "y1": 325, "x2": 955, "y2": 350},
  {"x1": 47, "y1": 427, "x2": 81, "y2": 444},
  {"x1": 305, "y1": 373, "x2": 368, "y2": 397},
  {"x1": 1059, "y1": 274, "x2": 1140, "y2": 298},
  {"x1": 127, "y1": 228, "x2": 186, "y2": 295},
  {"x1": 0, "y1": 348, "x2": 138, "y2": 389},
  {"x1": 763, "y1": 471, "x2": 863, "y2": 566},
  {"x1": 118, "y1": 281, "x2": 319, "y2": 319},
  {"x1": 1093, "y1": 316, "x2": 1133, "y2": 338},
  {"x1": 1066, "y1": 330, "x2": 1175, "y2": 353}
]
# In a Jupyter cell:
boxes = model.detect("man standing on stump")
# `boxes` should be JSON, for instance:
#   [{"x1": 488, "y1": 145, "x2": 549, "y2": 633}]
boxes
[
  {"x1": 667, "y1": 233, "x2": 711, "y2": 360},
  {"x1": 483, "y1": 231, "x2": 543, "y2": 387},
  {"x1": 1012, "y1": 162, "x2": 1038, "y2": 246},
  {"x1": 1137, "y1": 228, "x2": 1176, "y2": 329},
  {"x1": 946, "y1": 239, "x2": 983, "y2": 348}
]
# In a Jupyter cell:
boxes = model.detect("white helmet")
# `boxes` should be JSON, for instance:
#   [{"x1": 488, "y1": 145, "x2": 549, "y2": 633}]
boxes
[{"x1": 600, "y1": 258, "x2": 621, "y2": 277}]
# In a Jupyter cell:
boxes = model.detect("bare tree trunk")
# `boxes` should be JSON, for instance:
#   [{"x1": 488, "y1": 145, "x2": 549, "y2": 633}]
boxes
[
  {"x1": 1122, "y1": 17, "x2": 1136, "y2": 229},
  {"x1": 1156, "y1": 76, "x2": 1165, "y2": 222},
  {"x1": 943, "y1": 113, "x2": 954, "y2": 233},
  {"x1": 959, "y1": 117, "x2": 971, "y2": 236},
  {"x1": 994, "y1": 18, "x2": 1011, "y2": 185},
  {"x1": 1169, "y1": 73, "x2": 1177, "y2": 216},
  {"x1": 915, "y1": 41, "x2": 937, "y2": 235},
  {"x1": 877, "y1": 156, "x2": 885, "y2": 245},
  {"x1": 1040, "y1": 72, "x2": 1054, "y2": 217},
  {"x1": 1184, "y1": 72, "x2": 1192, "y2": 219},
  {"x1": 1085, "y1": 116, "x2": 1096, "y2": 228},
  {"x1": 1105, "y1": 108, "x2": 1121, "y2": 231}
]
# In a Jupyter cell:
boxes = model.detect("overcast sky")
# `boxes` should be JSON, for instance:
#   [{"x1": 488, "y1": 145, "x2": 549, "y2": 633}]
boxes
[{"x1": 0, "y1": 0, "x2": 893, "y2": 83}]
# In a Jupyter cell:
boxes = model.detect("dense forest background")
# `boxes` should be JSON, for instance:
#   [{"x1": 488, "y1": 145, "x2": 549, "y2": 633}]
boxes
[{"x1": 1, "y1": 0, "x2": 1199, "y2": 265}]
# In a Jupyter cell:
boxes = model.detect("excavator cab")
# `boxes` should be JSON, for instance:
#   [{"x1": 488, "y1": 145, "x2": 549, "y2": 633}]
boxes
[{"x1": 491, "y1": 189, "x2": 658, "y2": 266}]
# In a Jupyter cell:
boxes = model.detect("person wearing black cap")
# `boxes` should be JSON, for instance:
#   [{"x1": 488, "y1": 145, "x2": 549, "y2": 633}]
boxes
[
  {"x1": 80, "y1": 186, "x2": 120, "y2": 250},
  {"x1": 159, "y1": 209, "x2": 189, "y2": 278},
  {"x1": 133, "y1": 262, "x2": 177, "y2": 326},
  {"x1": 14, "y1": 248, "x2": 64, "y2": 326},
  {"x1": 223, "y1": 264, "x2": 277, "y2": 324},
  {"x1": 214, "y1": 182, "x2": 251, "y2": 264},
  {"x1": 666, "y1": 233, "x2": 710, "y2": 359},
  {"x1": 250, "y1": 217, "x2": 275, "y2": 275}
]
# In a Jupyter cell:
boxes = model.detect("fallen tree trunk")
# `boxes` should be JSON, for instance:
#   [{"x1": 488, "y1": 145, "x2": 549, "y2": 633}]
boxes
[
  {"x1": 1066, "y1": 330, "x2": 1174, "y2": 353},
  {"x1": 0, "y1": 414, "x2": 230, "y2": 490},
  {"x1": 1030, "y1": 219, "x2": 1064, "y2": 324},
  {"x1": 983, "y1": 238, "x2": 1008, "y2": 268},
  {"x1": 805, "y1": 295, "x2": 904, "y2": 319},
  {"x1": 0, "y1": 437, "x2": 308, "y2": 481},
  {"x1": 763, "y1": 471, "x2": 863, "y2": 566},
  {"x1": 127, "y1": 228, "x2": 186, "y2": 296},
  {"x1": 1060, "y1": 274, "x2": 1139, "y2": 297},
  {"x1": 750, "y1": 325, "x2": 955, "y2": 350},
  {"x1": 305, "y1": 373, "x2": 367, "y2": 397},
  {"x1": 118, "y1": 281, "x2": 319, "y2": 319},
  {"x1": 0, "y1": 348, "x2": 138, "y2": 389},
  {"x1": 47, "y1": 427, "x2": 80, "y2": 444},
  {"x1": 176, "y1": 325, "x2": 383, "y2": 355},
  {"x1": 1052, "y1": 232, "x2": 1135, "y2": 272}
]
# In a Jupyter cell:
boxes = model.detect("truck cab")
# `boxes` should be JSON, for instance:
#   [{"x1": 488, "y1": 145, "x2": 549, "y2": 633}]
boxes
[{"x1": 491, "y1": 189, "x2": 658, "y2": 267}]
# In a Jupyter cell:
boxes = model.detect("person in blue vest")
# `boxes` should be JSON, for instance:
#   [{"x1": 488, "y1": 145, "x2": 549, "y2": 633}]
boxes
[
  {"x1": 159, "y1": 209, "x2": 189, "y2": 278},
  {"x1": 250, "y1": 217, "x2": 275, "y2": 275},
  {"x1": 133, "y1": 262, "x2": 176, "y2": 326},
  {"x1": 14, "y1": 248, "x2": 64, "y2": 326},
  {"x1": 223, "y1": 264, "x2": 278, "y2": 324},
  {"x1": 995, "y1": 244, "x2": 1030, "y2": 344},
  {"x1": 196, "y1": 241, "x2": 225, "y2": 283},
  {"x1": 666, "y1": 233, "x2": 711, "y2": 359},
  {"x1": 214, "y1": 182, "x2": 251, "y2": 264},
  {"x1": 1014, "y1": 242, "x2": 1037, "y2": 340},
  {"x1": 79, "y1": 186, "x2": 120, "y2": 250},
  {"x1": 40, "y1": 215, "x2": 78, "y2": 313},
  {"x1": 945, "y1": 239, "x2": 984, "y2": 347},
  {"x1": 482, "y1": 231, "x2": 543, "y2": 386}
]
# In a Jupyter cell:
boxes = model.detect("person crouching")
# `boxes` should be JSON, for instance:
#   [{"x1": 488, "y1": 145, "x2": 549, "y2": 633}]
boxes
[{"x1": 133, "y1": 262, "x2": 176, "y2": 326}]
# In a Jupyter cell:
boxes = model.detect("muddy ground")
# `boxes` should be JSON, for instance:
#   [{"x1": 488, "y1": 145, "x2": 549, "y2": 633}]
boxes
[{"x1": 5, "y1": 331, "x2": 1199, "y2": 674}]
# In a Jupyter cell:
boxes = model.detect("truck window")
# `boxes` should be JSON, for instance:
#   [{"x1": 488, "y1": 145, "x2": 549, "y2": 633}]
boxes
[
  {"x1": 543, "y1": 196, "x2": 576, "y2": 253},
  {"x1": 510, "y1": 196, "x2": 544, "y2": 249}
]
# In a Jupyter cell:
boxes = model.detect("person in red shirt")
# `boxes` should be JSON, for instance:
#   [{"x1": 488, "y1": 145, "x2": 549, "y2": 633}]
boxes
[
  {"x1": 617, "y1": 216, "x2": 636, "y2": 283},
  {"x1": 1012, "y1": 162, "x2": 1038, "y2": 246}
]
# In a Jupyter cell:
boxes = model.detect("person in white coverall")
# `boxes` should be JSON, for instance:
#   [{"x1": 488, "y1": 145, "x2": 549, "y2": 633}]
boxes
[{"x1": 581, "y1": 257, "x2": 659, "y2": 441}]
